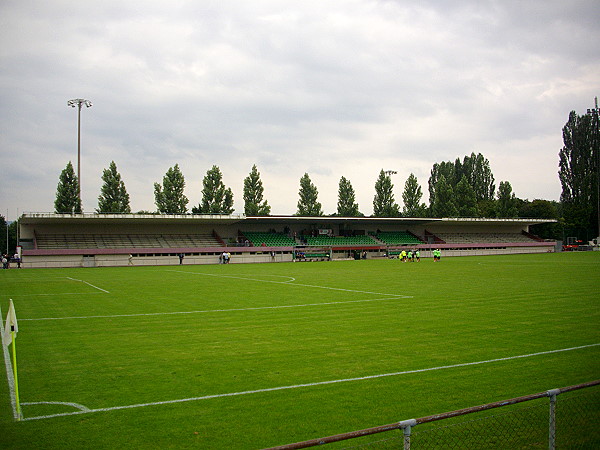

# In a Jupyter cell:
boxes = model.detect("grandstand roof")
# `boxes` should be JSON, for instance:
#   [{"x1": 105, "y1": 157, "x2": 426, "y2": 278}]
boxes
[
  {"x1": 20, "y1": 213, "x2": 247, "y2": 226},
  {"x1": 20, "y1": 213, "x2": 556, "y2": 227}
]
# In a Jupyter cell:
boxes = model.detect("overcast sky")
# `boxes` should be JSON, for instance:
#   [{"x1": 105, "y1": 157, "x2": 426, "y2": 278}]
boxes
[{"x1": 1, "y1": 0, "x2": 599, "y2": 221}]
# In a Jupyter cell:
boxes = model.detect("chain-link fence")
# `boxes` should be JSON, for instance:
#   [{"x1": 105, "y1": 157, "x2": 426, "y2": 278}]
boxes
[{"x1": 265, "y1": 380, "x2": 600, "y2": 450}]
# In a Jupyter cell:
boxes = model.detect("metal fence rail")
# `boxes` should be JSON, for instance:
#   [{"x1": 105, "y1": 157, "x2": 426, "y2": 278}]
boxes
[{"x1": 264, "y1": 380, "x2": 600, "y2": 450}]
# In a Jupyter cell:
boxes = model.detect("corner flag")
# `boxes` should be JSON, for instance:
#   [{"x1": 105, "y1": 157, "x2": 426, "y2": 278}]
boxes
[{"x1": 4, "y1": 299, "x2": 18, "y2": 347}]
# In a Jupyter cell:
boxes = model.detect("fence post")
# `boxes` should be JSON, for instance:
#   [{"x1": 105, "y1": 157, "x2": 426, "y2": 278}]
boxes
[
  {"x1": 547, "y1": 388, "x2": 560, "y2": 450},
  {"x1": 399, "y1": 419, "x2": 417, "y2": 450}
]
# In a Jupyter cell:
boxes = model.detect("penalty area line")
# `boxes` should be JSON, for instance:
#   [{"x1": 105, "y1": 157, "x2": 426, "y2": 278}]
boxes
[
  {"x1": 169, "y1": 270, "x2": 410, "y2": 298},
  {"x1": 20, "y1": 297, "x2": 401, "y2": 321},
  {"x1": 21, "y1": 342, "x2": 600, "y2": 422},
  {"x1": 66, "y1": 277, "x2": 110, "y2": 293}
]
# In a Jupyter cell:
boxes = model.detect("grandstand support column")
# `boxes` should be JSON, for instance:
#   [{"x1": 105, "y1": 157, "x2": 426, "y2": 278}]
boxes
[{"x1": 68, "y1": 98, "x2": 93, "y2": 204}]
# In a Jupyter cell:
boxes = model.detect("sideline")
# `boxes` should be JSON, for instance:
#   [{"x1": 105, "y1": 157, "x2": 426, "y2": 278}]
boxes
[{"x1": 20, "y1": 342, "x2": 600, "y2": 421}]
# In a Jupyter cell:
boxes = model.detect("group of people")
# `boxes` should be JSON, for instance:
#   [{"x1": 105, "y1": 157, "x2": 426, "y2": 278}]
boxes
[
  {"x1": 220, "y1": 251, "x2": 231, "y2": 264},
  {"x1": 398, "y1": 249, "x2": 420, "y2": 262},
  {"x1": 2, "y1": 253, "x2": 21, "y2": 269},
  {"x1": 432, "y1": 248, "x2": 442, "y2": 261}
]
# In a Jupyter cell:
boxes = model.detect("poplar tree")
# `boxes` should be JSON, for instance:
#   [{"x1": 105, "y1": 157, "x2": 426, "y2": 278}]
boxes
[
  {"x1": 193, "y1": 165, "x2": 234, "y2": 214},
  {"x1": 402, "y1": 173, "x2": 427, "y2": 217},
  {"x1": 497, "y1": 181, "x2": 518, "y2": 218},
  {"x1": 154, "y1": 164, "x2": 189, "y2": 214},
  {"x1": 431, "y1": 175, "x2": 458, "y2": 217},
  {"x1": 243, "y1": 165, "x2": 271, "y2": 216},
  {"x1": 54, "y1": 161, "x2": 82, "y2": 213},
  {"x1": 454, "y1": 175, "x2": 479, "y2": 217},
  {"x1": 559, "y1": 110, "x2": 598, "y2": 238},
  {"x1": 296, "y1": 173, "x2": 323, "y2": 216},
  {"x1": 428, "y1": 153, "x2": 495, "y2": 212},
  {"x1": 337, "y1": 176, "x2": 361, "y2": 216},
  {"x1": 373, "y1": 170, "x2": 399, "y2": 217},
  {"x1": 97, "y1": 161, "x2": 131, "y2": 213}
]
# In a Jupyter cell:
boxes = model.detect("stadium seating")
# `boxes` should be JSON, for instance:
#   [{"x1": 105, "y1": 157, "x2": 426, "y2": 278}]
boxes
[
  {"x1": 303, "y1": 235, "x2": 378, "y2": 246},
  {"x1": 242, "y1": 231, "x2": 297, "y2": 247},
  {"x1": 35, "y1": 233, "x2": 221, "y2": 249},
  {"x1": 432, "y1": 232, "x2": 537, "y2": 244},
  {"x1": 376, "y1": 231, "x2": 423, "y2": 245}
]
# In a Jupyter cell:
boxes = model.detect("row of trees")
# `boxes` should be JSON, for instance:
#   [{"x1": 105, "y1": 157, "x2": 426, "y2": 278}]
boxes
[
  {"x1": 54, "y1": 154, "x2": 513, "y2": 218},
  {"x1": 52, "y1": 107, "x2": 599, "y2": 242},
  {"x1": 53, "y1": 155, "x2": 541, "y2": 224}
]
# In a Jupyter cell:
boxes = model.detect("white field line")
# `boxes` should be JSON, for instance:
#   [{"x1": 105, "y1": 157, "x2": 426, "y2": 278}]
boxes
[
  {"x1": 22, "y1": 401, "x2": 90, "y2": 412},
  {"x1": 168, "y1": 270, "x2": 411, "y2": 298},
  {"x1": 3, "y1": 277, "x2": 109, "y2": 297},
  {"x1": 21, "y1": 342, "x2": 600, "y2": 422},
  {"x1": 20, "y1": 297, "x2": 400, "y2": 321},
  {"x1": 10, "y1": 293, "x2": 106, "y2": 297},
  {"x1": 66, "y1": 277, "x2": 110, "y2": 293}
]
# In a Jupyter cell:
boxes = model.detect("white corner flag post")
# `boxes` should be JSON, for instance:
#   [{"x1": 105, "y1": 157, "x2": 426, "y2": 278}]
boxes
[{"x1": 4, "y1": 299, "x2": 21, "y2": 420}]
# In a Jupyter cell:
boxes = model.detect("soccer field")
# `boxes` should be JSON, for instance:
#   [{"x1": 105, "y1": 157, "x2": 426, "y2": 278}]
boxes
[{"x1": 1, "y1": 252, "x2": 599, "y2": 448}]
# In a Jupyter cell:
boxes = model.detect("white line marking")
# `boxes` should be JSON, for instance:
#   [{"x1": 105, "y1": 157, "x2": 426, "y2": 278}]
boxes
[
  {"x1": 8, "y1": 293, "x2": 106, "y2": 297},
  {"x1": 20, "y1": 297, "x2": 399, "y2": 321},
  {"x1": 22, "y1": 401, "x2": 90, "y2": 412},
  {"x1": 168, "y1": 270, "x2": 410, "y2": 298},
  {"x1": 66, "y1": 277, "x2": 110, "y2": 293},
  {"x1": 21, "y1": 343, "x2": 600, "y2": 421}
]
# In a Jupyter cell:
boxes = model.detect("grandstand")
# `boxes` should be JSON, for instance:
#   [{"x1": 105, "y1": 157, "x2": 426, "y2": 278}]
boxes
[
  {"x1": 35, "y1": 233, "x2": 221, "y2": 249},
  {"x1": 242, "y1": 231, "x2": 297, "y2": 247},
  {"x1": 17, "y1": 214, "x2": 558, "y2": 268},
  {"x1": 303, "y1": 235, "x2": 378, "y2": 247},
  {"x1": 431, "y1": 232, "x2": 538, "y2": 244},
  {"x1": 375, "y1": 231, "x2": 423, "y2": 245}
]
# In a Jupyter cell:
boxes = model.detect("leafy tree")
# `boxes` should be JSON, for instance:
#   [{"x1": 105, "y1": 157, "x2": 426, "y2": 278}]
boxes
[
  {"x1": 154, "y1": 164, "x2": 189, "y2": 214},
  {"x1": 461, "y1": 152, "x2": 496, "y2": 202},
  {"x1": 431, "y1": 175, "x2": 458, "y2": 217},
  {"x1": 519, "y1": 199, "x2": 562, "y2": 240},
  {"x1": 0, "y1": 215, "x2": 6, "y2": 254},
  {"x1": 496, "y1": 181, "x2": 518, "y2": 218},
  {"x1": 193, "y1": 165, "x2": 234, "y2": 214},
  {"x1": 54, "y1": 161, "x2": 82, "y2": 213},
  {"x1": 428, "y1": 153, "x2": 495, "y2": 212},
  {"x1": 454, "y1": 175, "x2": 479, "y2": 217},
  {"x1": 337, "y1": 176, "x2": 361, "y2": 216},
  {"x1": 243, "y1": 165, "x2": 271, "y2": 216},
  {"x1": 373, "y1": 170, "x2": 400, "y2": 217},
  {"x1": 559, "y1": 110, "x2": 598, "y2": 238},
  {"x1": 296, "y1": 173, "x2": 323, "y2": 216},
  {"x1": 477, "y1": 199, "x2": 497, "y2": 218},
  {"x1": 428, "y1": 161, "x2": 457, "y2": 208},
  {"x1": 402, "y1": 173, "x2": 427, "y2": 217},
  {"x1": 97, "y1": 161, "x2": 131, "y2": 213}
]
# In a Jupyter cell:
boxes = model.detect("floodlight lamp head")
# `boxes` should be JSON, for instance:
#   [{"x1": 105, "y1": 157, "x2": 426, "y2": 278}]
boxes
[{"x1": 67, "y1": 98, "x2": 92, "y2": 108}]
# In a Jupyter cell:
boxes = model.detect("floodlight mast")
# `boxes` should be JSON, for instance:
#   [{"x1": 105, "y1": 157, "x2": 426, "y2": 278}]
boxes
[{"x1": 68, "y1": 99, "x2": 92, "y2": 205}]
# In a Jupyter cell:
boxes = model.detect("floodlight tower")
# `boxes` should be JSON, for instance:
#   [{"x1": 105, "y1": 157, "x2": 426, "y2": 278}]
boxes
[
  {"x1": 67, "y1": 98, "x2": 93, "y2": 204},
  {"x1": 384, "y1": 170, "x2": 397, "y2": 177},
  {"x1": 587, "y1": 96, "x2": 599, "y2": 244}
]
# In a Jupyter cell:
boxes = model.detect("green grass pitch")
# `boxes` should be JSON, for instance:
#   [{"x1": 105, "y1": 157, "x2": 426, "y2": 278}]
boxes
[{"x1": 1, "y1": 252, "x2": 599, "y2": 448}]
